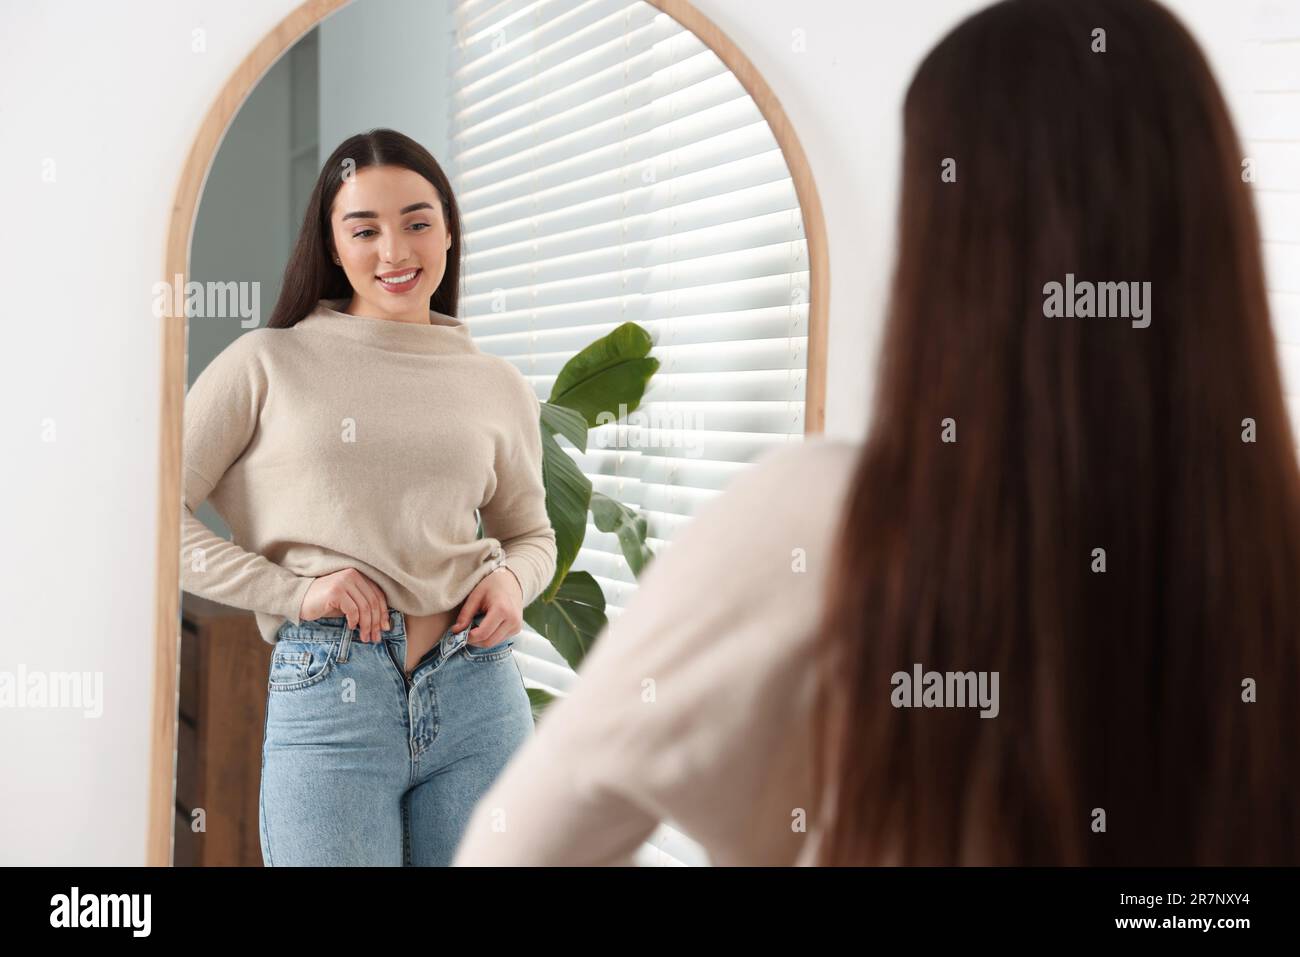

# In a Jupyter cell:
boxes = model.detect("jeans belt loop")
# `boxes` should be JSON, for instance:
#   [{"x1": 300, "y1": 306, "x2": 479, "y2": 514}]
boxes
[{"x1": 337, "y1": 617, "x2": 353, "y2": 662}]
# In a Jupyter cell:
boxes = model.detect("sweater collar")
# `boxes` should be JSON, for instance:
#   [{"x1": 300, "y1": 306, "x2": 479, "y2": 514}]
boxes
[{"x1": 294, "y1": 298, "x2": 478, "y2": 356}]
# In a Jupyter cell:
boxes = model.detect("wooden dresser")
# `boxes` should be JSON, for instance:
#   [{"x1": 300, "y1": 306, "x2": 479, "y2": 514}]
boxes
[{"x1": 175, "y1": 593, "x2": 274, "y2": 866}]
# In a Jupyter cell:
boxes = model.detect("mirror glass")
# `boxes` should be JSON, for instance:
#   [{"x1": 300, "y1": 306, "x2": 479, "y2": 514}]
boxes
[{"x1": 178, "y1": 0, "x2": 812, "y2": 868}]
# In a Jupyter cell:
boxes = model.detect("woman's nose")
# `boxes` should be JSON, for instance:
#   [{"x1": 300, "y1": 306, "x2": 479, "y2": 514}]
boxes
[{"x1": 382, "y1": 236, "x2": 410, "y2": 264}]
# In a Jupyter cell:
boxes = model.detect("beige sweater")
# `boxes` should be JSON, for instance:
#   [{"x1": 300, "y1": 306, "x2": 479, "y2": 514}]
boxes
[
  {"x1": 452, "y1": 435, "x2": 861, "y2": 866},
  {"x1": 180, "y1": 298, "x2": 557, "y2": 644}
]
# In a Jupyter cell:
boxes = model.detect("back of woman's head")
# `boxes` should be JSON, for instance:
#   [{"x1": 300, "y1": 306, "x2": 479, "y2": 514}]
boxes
[{"x1": 813, "y1": 0, "x2": 1300, "y2": 865}]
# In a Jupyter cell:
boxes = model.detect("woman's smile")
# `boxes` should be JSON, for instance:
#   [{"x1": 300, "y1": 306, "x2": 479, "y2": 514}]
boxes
[{"x1": 376, "y1": 267, "x2": 422, "y2": 293}]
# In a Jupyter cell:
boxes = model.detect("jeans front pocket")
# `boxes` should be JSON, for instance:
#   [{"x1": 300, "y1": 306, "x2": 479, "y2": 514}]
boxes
[
  {"x1": 461, "y1": 635, "x2": 516, "y2": 663},
  {"x1": 268, "y1": 639, "x2": 337, "y2": 691}
]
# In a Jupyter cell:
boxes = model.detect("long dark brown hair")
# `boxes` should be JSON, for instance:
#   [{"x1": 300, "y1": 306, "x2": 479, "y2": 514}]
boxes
[
  {"x1": 267, "y1": 128, "x2": 462, "y2": 329},
  {"x1": 811, "y1": 0, "x2": 1300, "y2": 865}
]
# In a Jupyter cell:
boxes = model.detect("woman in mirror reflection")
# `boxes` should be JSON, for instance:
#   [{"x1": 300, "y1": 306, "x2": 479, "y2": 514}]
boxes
[{"x1": 181, "y1": 128, "x2": 556, "y2": 866}]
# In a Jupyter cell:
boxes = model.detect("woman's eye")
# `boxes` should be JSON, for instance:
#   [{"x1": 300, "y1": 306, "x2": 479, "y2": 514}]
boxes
[{"x1": 352, "y1": 224, "x2": 428, "y2": 238}]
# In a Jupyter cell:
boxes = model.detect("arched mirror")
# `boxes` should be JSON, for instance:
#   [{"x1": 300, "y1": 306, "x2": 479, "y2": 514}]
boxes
[{"x1": 152, "y1": 0, "x2": 826, "y2": 866}]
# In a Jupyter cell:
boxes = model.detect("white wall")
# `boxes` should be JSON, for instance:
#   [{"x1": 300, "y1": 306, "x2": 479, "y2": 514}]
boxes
[
  {"x1": 0, "y1": 0, "x2": 1284, "y2": 864},
  {"x1": 319, "y1": 0, "x2": 451, "y2": 170}
]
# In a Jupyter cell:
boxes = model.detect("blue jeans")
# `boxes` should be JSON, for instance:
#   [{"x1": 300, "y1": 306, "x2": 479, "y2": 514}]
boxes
[{"x1": 258, "y1": 608, "x2": 533, "y2": 865}]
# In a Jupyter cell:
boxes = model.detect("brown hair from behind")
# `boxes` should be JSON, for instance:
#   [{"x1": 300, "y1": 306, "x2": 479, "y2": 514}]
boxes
[{"x1": 810, "y1": 0, "x2": 1300, "y2": 865}]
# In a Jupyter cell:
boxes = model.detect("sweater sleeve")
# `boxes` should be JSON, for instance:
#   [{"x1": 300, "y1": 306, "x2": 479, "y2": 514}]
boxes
[
  {"x1": 452, "y1": 437, "x2": 856, "y2": 867},
  {"x1": 180, "y1": 333, "x2": 315, "y2": 624},
  {"x1": 478, "y1": 372, "x2": 558, "y2": 607}
]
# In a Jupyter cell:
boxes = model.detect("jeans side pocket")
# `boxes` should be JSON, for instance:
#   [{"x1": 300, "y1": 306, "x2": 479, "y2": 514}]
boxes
[{"x1": 268, "y1": 641, "x2": 337, "y2": 691}]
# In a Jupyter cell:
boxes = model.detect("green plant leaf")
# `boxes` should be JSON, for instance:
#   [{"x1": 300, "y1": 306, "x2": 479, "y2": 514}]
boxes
[
  {"x1": 523, "y1": 571, "x2": 607, "y2": 670},
  {"x1": 590, "y1": 490, "x2": 655, "y2": 578},
  {"x1": 526, "y1": 686, "x2": 556, "y2": 723},
  {"x1": 539, "y1": 401, "x2": 588, "y2": 453},
  {"x1": 540, "y1": 427, "x2": 591, "y2": 601},
  {"x1": 548, "y1": 322, "x2": 660, "y2": 428}
]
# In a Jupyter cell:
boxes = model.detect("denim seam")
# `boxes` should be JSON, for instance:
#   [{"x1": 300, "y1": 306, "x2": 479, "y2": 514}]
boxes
[
  {"x1": 259, "y1": 692, "x2": 273, "y2": 867},
  {"x1": 378, "y1": 641, "x2": 419, "y2": 785},
  {"x1": 401, "y1": 799, "x2": 412, "y2": 867},
  {"x1": 382, "y1": 640, "x2": 414, "y2": 697}
]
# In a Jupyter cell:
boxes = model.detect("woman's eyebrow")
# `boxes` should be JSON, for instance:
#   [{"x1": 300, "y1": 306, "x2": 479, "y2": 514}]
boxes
[{"x1": 341, "y1": 201, "x2": 434, "y2": 222}]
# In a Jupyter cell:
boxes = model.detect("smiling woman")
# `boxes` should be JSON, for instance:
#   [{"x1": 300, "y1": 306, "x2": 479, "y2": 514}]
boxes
[
  {"x1": 178, "y1": 127, "x2": 556, "y2": 866},
  {"x1": 264, "y1": 133, "x2": 533, "y2": 673},
  {"x1": 297, "y1": 158, "x2": 506, "y2": 666}
]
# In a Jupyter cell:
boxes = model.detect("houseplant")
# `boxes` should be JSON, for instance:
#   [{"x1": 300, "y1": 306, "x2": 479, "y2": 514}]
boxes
[{"x1": 484, "y1": 321, "x2": 660, "y2": 719}]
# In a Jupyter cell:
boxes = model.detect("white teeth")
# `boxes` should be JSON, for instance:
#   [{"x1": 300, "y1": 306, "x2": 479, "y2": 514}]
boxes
[{"x1": 378, "y1": 270, "x2": 418, "y2": 285}]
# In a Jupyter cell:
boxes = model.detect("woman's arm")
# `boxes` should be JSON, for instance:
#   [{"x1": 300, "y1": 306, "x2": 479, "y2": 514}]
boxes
[
  {"x1": 181, "y1": 468, "x2": 315, "y2": 625},
  {"x1": 477, "y1": 374, "x2": 558, "y2": 606},
  {"x1": 179, "y1": 332, "x2": 315, "y2": 623},
  {"x1": 452, "y1": 437, "x2": 860, "y2": 866}
]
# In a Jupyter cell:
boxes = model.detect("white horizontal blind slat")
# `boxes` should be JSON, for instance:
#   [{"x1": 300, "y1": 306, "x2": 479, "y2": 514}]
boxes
[{"x1": 461, "y1": 273, "x2": 811, "y2": 331}]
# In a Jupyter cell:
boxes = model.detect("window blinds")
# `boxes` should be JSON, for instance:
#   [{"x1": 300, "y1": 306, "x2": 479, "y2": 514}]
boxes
[
  {"x1": 448, "y1": 0, "x2": 810, "y2": 867},
  {"x1": 449, "y1": 0, "x2": 809, "y2": 678},
  {"x1": 1243, "y1": 4, "x2": 1300, "y2": 432}
]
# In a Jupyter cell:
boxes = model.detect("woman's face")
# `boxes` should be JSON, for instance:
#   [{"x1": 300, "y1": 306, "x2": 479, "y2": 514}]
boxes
[{"x1": 328, "y1": 164, "x2": 453, "y2": 323}]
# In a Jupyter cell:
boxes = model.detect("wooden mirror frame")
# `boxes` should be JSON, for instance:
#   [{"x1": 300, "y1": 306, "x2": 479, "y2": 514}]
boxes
[{"x1": 149, "y1": 0, "x2": 828, "y2": 865}]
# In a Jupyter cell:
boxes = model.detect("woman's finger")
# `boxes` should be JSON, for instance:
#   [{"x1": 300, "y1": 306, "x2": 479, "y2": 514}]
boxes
[
  {"x1": 337, "y1": 590, "x2": 361, "y2": 634},
  {"x1": 359, "y1": 578, "x2": 388, "y2": 642},
  {"x1": 469, "y1": 608, "x2": 503, "y2": 646},
  {"x1": 452, "y1": 589, "x2": 483, "y2": 634},
  {"x1": 374, "y1": 583, "x2": 392, "y2": 631},
  {"x1": 345, "y1": 581, "x2": 379, "y2": 642},
  {"x1": 349, "y1": 581, "x2": 375, "y2": 642}
]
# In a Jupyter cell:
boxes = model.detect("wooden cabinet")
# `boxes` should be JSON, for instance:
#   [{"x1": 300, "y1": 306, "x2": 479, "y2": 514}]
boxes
[{"x1": 174, "y1": 594, "x2": 273, "y2": 866}]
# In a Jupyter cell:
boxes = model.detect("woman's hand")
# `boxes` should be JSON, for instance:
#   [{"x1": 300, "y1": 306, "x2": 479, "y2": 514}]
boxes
[
  {"x1": 299, "y1": 568, "x2": 391, "y2": 644},
  {"x1": 452, "y1": 566, "x2": 524, "y2": 647}
]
